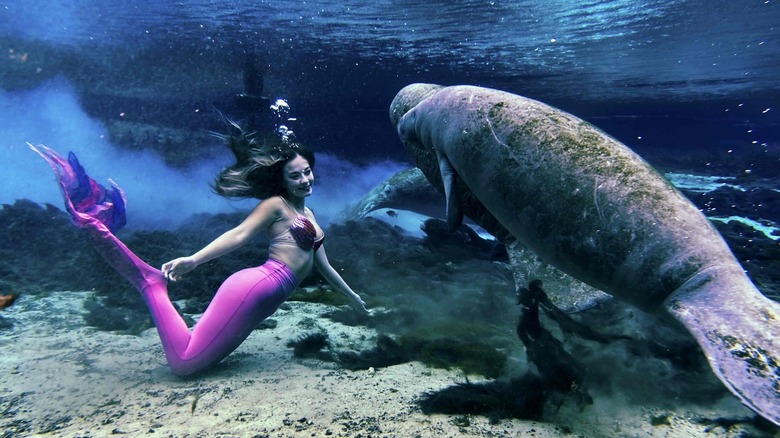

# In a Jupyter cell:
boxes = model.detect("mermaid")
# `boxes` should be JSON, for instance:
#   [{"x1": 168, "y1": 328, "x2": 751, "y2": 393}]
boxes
[{"x1": 29, "y1": 134, "x2": 368, "y2": 376}]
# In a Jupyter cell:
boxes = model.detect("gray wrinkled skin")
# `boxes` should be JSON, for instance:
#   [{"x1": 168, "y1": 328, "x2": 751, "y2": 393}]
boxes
[{"x1": 390, "y1": 83, "x2": 780, "y2": 426}]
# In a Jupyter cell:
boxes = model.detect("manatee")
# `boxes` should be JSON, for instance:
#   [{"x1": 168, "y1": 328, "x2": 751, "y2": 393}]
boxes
[{"x1": 390, "y1": 83, "x2": 780, "y2": 425}]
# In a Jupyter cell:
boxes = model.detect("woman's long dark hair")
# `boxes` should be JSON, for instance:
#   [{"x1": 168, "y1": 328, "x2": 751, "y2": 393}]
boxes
[{"x1": 212, "y1": 120, "x2": 315, "y2": 200}]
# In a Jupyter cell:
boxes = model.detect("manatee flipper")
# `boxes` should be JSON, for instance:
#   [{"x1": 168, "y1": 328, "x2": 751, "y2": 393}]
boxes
[
  {"x1": 396, "y1": 105, "x2": 464, "y2": 231},
  {"x1": 664, "y1": 265, "x2": 780, "y2": 425},
  {"x1": 435, "y1": 149, "x2": 464, "y2": 230}
]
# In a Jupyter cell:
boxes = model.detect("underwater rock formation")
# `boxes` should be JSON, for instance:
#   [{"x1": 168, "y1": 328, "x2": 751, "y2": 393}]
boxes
[{"x1": 340, "y1": 167, "x2": 444, "y2": 221}]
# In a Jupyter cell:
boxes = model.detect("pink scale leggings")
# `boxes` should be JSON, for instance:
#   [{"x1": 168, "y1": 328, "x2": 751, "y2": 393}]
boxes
[{"x1": 86, "y1": 221, "x2": 298, "y2": 376}]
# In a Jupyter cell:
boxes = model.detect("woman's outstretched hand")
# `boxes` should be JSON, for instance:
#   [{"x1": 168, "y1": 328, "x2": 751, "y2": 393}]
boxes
[
  {"x1": 162, "y1": 257, "x2": 198, "y2": 282},
  {"x1": 351, "y1": 294, "x2": 370, "y2": 315}
]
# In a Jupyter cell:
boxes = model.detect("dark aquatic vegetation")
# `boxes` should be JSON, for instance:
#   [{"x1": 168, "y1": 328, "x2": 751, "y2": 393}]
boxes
[
  {"x1": 287, "y1": 332, "x2": 330, "y2": 359},
  {"x1": 417, "y1": 376, "x2": 546, "y2": 422}
]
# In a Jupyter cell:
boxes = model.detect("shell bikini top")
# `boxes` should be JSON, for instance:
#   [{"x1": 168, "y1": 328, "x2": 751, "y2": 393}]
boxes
[{"x1": 270, "y1": 196, "x2": 324, "y2": 252}]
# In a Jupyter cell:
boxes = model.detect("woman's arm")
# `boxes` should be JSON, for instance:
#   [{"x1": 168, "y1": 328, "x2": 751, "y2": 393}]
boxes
[
  {"x1": 314, "y1": 246, "x2": 369, "y2": 314},
  {"x1": 162, "y1": 198, "x2": 281, "y2": 281}
]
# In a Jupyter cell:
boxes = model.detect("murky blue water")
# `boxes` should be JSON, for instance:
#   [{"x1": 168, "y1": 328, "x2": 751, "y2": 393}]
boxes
[
  {"x1": 3, "y1": 1, "x2": 778, "y2": 153},
  {"x1": 5, "y1": 1, "x2": 777, "y2": 100}
]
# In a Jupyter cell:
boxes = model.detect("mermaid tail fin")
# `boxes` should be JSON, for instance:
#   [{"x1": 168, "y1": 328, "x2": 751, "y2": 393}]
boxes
[
  {"x1": 30, "y1": 143, "x2": 162, "y2": 291},
  {"x1": 28, "y1": 143, "x2": 126, "y2": 233}
]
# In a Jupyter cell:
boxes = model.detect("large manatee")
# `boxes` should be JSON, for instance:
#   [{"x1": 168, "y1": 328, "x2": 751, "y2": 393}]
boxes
[{"x1": 390, "y1": 83, "x2": 780, "y2": 425}]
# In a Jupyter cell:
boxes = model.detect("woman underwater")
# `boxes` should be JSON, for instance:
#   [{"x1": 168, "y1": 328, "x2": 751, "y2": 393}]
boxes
[{"x1": 30, "y1": 133, "x2": 367, "y2": 376}]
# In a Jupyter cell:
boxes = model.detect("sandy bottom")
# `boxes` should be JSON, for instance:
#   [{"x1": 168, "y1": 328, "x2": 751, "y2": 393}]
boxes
[{"x1": 1, "y1": 292, "x2": 776, "y2": 438}]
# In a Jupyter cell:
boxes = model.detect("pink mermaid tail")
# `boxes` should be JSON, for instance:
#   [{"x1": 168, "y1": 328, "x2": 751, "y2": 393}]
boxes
[
  {"x1": 28, "y1": 144, "x2": 127, "y2": 232},
  {"x1": 28, "y1": 143, "x2": 158, "y2": 291},
  {"x1": 30, "y1": 144, "x2": 298, "y2": 375}
]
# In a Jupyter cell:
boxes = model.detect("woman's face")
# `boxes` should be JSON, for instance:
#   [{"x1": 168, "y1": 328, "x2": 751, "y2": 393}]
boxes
[{"x1": 282, "y1": 154, "x2": 314, "y2": 198}]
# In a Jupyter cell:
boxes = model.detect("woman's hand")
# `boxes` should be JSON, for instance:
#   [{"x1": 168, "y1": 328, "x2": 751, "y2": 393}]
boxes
[
  {"x1": 162, "y1": 257, "x2": 198, "y2": 282},
  {"x1": 351, "y1": 294, "x2": 370, "y2": 315}
]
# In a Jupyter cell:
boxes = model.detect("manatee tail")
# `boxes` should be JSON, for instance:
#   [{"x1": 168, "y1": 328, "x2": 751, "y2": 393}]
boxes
[
  {"x1": 29, "y1": 143, "x2": 162, "y2": 291},
  {"x1": 664, "y1": 264, "x2": 780, "y2": 426}
]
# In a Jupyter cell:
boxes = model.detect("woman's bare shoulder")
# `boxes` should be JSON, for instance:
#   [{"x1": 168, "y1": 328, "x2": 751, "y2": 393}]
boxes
[
  {"x1": 259, "y1": 195, "x2": 285, "y2": 209},
  {"x1": 249, "y1": 196, "x2": 286, "y2": 219}
]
